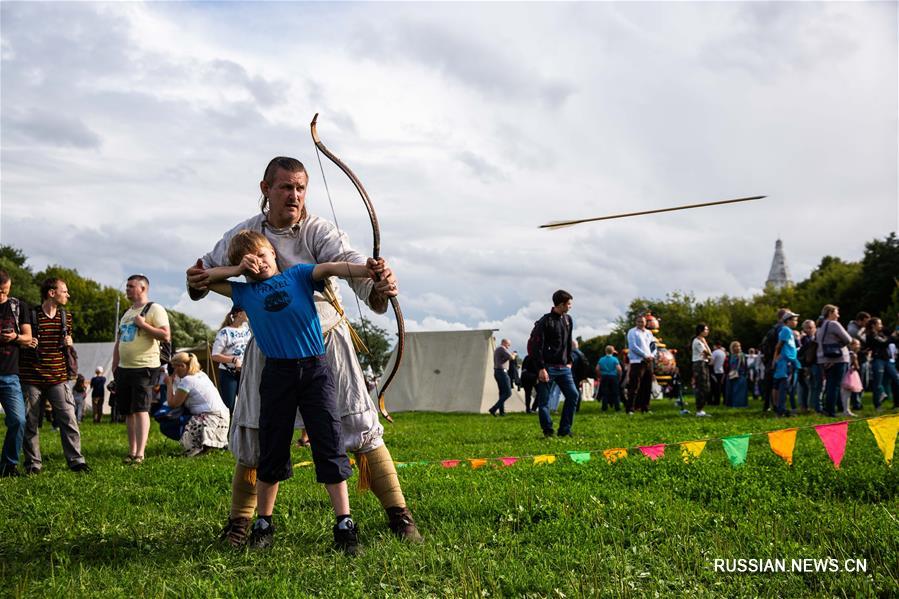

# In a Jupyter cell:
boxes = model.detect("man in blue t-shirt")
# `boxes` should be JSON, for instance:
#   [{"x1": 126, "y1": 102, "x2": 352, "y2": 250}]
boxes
[
  {"x1": 203, "y1": 229, "x2": 383, "y2": 555},
  {"x1": 773, "y1": 311, "x2": 801, "y2": 416}
]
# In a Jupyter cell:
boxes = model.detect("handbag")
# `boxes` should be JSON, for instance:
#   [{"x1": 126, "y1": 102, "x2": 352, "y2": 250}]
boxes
[
  {"x1": 821, "y1": 322, "x2": 844, "y2": 358},
  {"x1": 57, "y1": 308, "x2": 79, "y2": 380},
  {"x1": 841, "y1": 369, "x2": 863, "y2": 393}
]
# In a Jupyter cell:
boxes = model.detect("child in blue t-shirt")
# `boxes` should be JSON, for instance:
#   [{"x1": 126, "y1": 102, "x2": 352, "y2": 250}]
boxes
[
  {"x1": 772, "y1": 312, "x2": 801, "y2": 416},
  {"x1": 202, "y1": 229, "x2": 384, "y2": 555}
]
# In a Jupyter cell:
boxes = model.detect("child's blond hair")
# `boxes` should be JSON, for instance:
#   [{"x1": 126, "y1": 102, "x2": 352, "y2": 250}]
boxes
[{"x1": 227, "y1": 230, "x2": 275, "y2": 267}]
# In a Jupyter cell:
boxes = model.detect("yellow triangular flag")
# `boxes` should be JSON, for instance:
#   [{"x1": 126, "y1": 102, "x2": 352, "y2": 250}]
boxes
[
  {"x1": 768, "y1": 428, "x2": 798, "y2": 465},
  {"x1": 603, "y1": 448, "x2": 628, "y2": 463},
  {"x1": 680, "y1": 441, "x2": 707, "y2": 462},
  {"x1": 469, "y1": 458, "x2": 488, "y2": 469},
  {"x1": 868, "y1": 415, "x2": 899, "y2": 465},
  {"x1": 533, "y1": 454, "x2": 556, "y2": 465}
]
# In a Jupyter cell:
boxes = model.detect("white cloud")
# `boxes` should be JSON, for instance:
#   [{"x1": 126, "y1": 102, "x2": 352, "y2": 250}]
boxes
[{"x1": 1, "y1": 1, "x2": 895, "y2": 352}]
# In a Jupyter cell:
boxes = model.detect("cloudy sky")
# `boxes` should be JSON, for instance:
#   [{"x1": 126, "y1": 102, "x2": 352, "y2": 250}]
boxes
[{"x1": 1, "y1": 1, "x2": 896, "y2": 351}]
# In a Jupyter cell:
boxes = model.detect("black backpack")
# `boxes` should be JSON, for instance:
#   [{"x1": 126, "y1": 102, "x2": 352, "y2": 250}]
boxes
[
  {"x1": 759, "y1": 324, "x2": 781, "y2": 368},
  {"x1": 140, "y1": 302, "x2": 172, "y2": 365}
]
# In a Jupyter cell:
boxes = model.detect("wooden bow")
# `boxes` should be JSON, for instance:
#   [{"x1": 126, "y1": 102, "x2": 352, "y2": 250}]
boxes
[{"x1": 310, "y1": 113, "x2": 403, "y2": 423}]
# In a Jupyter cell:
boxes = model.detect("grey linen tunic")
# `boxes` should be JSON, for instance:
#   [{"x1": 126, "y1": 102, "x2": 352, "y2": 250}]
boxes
[{"x1": 199, "y1": 213, "x2": 385, "y2": 464}]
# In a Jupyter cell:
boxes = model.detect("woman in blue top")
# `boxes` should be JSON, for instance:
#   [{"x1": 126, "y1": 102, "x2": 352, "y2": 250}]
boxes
[{"x1": 595, "y1": 345, "x2": 622, "y2": 411}]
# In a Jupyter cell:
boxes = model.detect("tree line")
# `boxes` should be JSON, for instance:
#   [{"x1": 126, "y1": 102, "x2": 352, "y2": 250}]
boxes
[
  {"x1": 0, "y1": 245, "x2": 213, "y2": 348},
  {"x1": 579, "y1": 233, "x2": 899, "y2": 374}
]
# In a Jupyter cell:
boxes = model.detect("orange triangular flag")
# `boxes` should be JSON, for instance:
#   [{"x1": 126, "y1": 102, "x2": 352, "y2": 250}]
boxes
[
  {"x1": 603, "y1": 448, "x2": 628, "y2": 463},
  {"x1": 768, "y1": 428, "x2": 798, "y2": 465},
  {"x1": 469, "y1": 458, "x2": 487, "y2": 469}
]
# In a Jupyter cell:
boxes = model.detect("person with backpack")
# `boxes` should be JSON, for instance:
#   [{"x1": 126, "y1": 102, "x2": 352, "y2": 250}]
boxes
[
  {"x1": 0, "y1": 270, "x2": 34, "y2": 477},
  {"x1": 530, "y1": 290, "x2": 579, "y2": 437},
  {"x1": 112, "y1": 274, "x2": 170, "y2": 465},
  {"x1": 758, "y1": 308, "x2": 790, "y2": 412},
  {"x1": 19, "y1": 278, "x2": 89, "y2": 474}
]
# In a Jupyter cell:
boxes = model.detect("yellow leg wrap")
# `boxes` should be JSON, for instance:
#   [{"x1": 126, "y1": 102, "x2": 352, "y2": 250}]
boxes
[
  {"x1": 230, "y1": 464, "x2": 257, "y2": 520},
  {"x1": 356, "y1": 445, "x2": 406, "y2": 510}
]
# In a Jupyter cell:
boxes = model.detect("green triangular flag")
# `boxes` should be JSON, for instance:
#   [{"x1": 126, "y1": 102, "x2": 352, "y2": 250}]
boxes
[
  {"x1": 567, "y1": 451, "x2": 591, "y2": 464},
  {"x1": 722, "y1": 434, "x2": 751, "y2": 467}
]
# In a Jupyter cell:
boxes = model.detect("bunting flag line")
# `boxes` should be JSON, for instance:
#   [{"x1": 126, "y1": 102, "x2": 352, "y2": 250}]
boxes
[
  {"x1": 603, "y1": 448, "x2": 628, "y2": 463},
  {"x1": 290, "y1": 414, "x2": 897, "y2": 473},
  {"x1": 815, "y1": 421, "x2": 849, "y2": 469},
  {"x1": 768, "y1": 428, "x2": 798, "y2": 465},
  {"x1": 722, "y1": 435, "x2": 751, "y2": 467},
  {"x1": 639, "y1": 444, "x2": 666, "y2": 461},
  {"x1": 680, "y1": 440, "x2": 707, "y2": 462},
  {"x1": 867, "y1": 415, "x2": 899, "y2": 465}
]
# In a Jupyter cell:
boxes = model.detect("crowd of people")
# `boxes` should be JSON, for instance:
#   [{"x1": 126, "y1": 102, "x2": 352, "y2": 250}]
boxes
[
  {"x1": 2, "y1": 154, "x2": 895, "y2": 560},
  {"x1": 490, "y1": 304, "x2": 899, "y2": 436}
]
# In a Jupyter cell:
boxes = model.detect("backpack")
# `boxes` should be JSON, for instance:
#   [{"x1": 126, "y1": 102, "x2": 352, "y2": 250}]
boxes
[
  {"x1": 59, "y1": 308, "x2": 79, "y2": 380},
  {"x1": 759, "y1": 324, "x2": 781, "y2": 368},
  {"x1": 525, "y1": 315, "x2": 550, "y2": 372},
  {"x1": 797, "y1": 338, "x2": 818, "y2": 367},
  {"x1": 140, "y1": 302, "x2": 172, "y2": 365}
]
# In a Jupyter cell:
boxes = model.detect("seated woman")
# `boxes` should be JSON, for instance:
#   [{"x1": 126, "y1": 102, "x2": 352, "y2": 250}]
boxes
[{"x1": 165, "y1": 352, "x2": 230, "y2": 457}]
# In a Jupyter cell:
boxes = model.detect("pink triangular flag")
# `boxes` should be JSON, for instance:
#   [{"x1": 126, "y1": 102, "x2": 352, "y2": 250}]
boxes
[
  {"x1": 499, "y1": 457, "x2": 519, "y2": 467},
  {"x1": 815, "y1": 421, "x2": 849, "y2": 468},
  {"x1": 638, "y1": 444, "x2": 666, "y2": 461},
  {"x1": 441, "y1": 459, "x2": 461, "y2": 468}
]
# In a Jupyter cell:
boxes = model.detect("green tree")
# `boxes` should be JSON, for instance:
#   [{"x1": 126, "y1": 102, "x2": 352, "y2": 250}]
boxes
[
  {"x1": 0, "y1": 245, "x2": 40, "y2": 305},
  {"x1": 351, "y1": 316, "x2": 394, "y2": 376},
  {"x1": 791, "y1": 256, "x2": 863, "y2": 321},
  {"x1": 168, "y1": 310, "x2": 214, "y2": 349},
  {"x1": 858, "y1": 233, "x2": 899, "y2": 316}
]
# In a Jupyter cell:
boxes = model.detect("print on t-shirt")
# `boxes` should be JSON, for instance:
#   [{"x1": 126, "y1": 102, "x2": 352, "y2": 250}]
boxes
[{"x1": 119, "y1": 322, "x2": 138, "y2": 342}]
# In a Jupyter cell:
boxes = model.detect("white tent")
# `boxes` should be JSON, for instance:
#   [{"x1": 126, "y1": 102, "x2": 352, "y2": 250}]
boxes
[
  {"x1": 375, "y1": 329, "x2": 528, "y2": 414},
  {"x1": 73, "y1": 342, "x2": 115, "y2": 414}
]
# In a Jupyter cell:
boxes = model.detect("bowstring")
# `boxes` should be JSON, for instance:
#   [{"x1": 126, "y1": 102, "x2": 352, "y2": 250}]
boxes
[{"x1": 313, "y1": 143, "x2": 372, "y2": 356}]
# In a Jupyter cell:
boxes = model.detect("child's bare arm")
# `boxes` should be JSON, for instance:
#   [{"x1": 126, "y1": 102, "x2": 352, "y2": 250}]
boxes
[
  {"x1": 313, "y1": 258, "x2": 385, "y2": 282},
  {"x1": 205, "y1": 264, "x2": 245, "y2": 283},
  {"x1": 207, "y1": 281, "x2": 233, "y2": 298}
]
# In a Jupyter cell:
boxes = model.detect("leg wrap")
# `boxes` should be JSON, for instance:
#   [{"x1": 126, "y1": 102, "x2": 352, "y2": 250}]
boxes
[
  {"x1": 230, "y1": 463, "x2": 258, "y2": 520},
  {"x1": 355, "y1": 445, "x2": 406, "y2": 509}
]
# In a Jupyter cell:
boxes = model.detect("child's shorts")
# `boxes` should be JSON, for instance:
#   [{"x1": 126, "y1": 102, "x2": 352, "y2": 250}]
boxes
[{"x1": 257, "y1": 355, "x2": 352, "y2": 485}]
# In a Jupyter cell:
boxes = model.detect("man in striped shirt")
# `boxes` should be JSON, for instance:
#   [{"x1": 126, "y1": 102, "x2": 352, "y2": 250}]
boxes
[{"x1": 19, "y1": 278, "x2": 89, "y2": 474}]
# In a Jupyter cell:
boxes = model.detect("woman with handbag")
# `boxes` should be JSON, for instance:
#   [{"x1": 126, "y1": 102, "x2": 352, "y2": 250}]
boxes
[
  {"x1": 165, "y1": 352, "x2": 230, "y2": 458},
  {"x1": 211, "y1": 307, "x2": 251, "y2": 414},
  {"x1": 815, "y1": 304, "x2": 852, "y2": 417}
]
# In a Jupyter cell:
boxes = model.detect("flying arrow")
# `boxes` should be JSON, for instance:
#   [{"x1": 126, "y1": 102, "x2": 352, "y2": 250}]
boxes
[{"x1": 540, "y1": 195, "x2": 766, "y2": 230}]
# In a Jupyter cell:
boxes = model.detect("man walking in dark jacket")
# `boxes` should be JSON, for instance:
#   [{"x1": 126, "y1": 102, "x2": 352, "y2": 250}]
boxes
[{"x1": 530, "y1": 290, "x2": 578, "y2": 437}]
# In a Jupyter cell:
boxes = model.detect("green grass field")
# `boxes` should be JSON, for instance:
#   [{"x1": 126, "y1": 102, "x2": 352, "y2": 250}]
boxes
[{"x1": 2, "y1": 396, "x2": 897, "y2": 598}]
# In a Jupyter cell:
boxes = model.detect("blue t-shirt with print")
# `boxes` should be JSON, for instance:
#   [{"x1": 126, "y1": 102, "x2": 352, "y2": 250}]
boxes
[
  {"x1": 774, "y1": 325, "x2": 799, "y2": 379},
  {"x1": 230, "y1": 264, "x2": 325, "y2": 359},
  {"x1": 597, "y1": 355, "x2": 620, "y2": 377}
]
